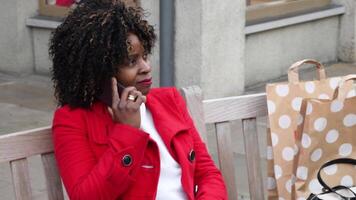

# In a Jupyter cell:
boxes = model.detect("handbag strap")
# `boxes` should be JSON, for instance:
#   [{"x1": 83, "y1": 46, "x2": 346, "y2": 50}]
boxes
[
  {"x1": 316, "y1": 158, "x2": 356, "y2": 199},
  {"x1": 307, "y1": 185, "x2": 356, "y2": 200}
]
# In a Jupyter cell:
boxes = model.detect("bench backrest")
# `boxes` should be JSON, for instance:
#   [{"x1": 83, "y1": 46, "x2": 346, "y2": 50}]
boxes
[
  {"x1": 0, "y1": 126, "x2": 64, "y2": 200},
  {"x1": 0, "y1": 86, "x2": 268, "y2": 200},
  {"x1": 181, "y1": 86, "x2": 268, "y2": 200}
]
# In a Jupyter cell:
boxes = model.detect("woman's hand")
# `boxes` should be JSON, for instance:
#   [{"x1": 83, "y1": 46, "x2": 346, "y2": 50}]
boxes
[{"x1": 108, "y1": 77, "x2": 146, "y2": 128}]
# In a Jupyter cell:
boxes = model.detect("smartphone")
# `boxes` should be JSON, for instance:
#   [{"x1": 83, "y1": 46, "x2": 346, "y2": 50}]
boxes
[{"x1": 97, "y1": 78, "x2": 126, "y2": 106}]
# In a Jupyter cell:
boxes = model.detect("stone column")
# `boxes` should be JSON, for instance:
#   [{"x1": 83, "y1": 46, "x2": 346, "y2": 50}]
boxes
[
  {"x1": 333, "y1": 0, "x2": 356, "y2": 62},
  {"x1": 175, "y1": 0, "x2": 246, "y2": 99},
  {"x1": 0, "y1": 0, "x2": 37, "y2": 74}
]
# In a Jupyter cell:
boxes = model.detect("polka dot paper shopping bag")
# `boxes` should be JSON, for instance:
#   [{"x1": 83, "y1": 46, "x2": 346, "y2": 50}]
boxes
[
  {"x1": 266, "y1": 128, "x2": 279, "y2": 199},
  {"x1": 265, "y1": 59, "x2": 354, "y2": 200},
  {"x1": 294, "y1": 75, "x2": 356, "y2": 199}
]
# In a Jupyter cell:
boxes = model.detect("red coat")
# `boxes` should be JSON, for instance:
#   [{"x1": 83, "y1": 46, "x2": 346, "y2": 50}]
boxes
[{"x1": 52, "y1": 87, "x2": 227, "y2": 200}]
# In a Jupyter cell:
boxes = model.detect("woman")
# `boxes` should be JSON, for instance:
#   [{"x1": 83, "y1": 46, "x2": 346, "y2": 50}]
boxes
[{"x1": 50, "y1": 1, "x2": 227, "y2": 199}]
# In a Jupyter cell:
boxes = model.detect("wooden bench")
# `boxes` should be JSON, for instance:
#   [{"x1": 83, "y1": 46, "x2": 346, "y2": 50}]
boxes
[
  {"x1": 0, "y1": 86, "x2": 268, "y2": 200},
  {"x1": 0, "y1": 126, "x2": 64, "y2": 200},
  {"x1": 181, "y1": 86, "x2": 268, "y2": 200}
]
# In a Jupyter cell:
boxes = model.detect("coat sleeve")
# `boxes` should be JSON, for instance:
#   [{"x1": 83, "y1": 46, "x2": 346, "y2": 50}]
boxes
[
  {"x1": 172, "y1": 88, "x2": 228, "y2": 200},
  {"x1": 52, "y1": 106, "x2": 149, "y2": 200}
]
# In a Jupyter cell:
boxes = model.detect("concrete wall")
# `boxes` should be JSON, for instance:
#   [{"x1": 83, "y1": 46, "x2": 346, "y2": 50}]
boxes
[
  {"x1": 245, "y1": 16, "x2": 339, "y2": 87},
  {"x1": 33, "y1": 28, "x2": 52, "y2": 75},
  {"x1": 0, "y1": 0, "x2": 37, "y2": 74},
  {"x1": 175, "y1": 0, "x2": 246, "y2": 99},
  {"x1": 333, "y1": 0, "x2": 356, "y2": 62}
]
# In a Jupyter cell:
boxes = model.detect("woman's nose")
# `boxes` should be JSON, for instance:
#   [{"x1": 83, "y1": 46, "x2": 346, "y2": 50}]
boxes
[{"x1": 140, "y1": 59, "x2": 151, "y2": 73}]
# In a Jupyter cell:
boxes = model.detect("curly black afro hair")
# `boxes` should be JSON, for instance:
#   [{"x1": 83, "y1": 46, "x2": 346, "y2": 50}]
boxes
[{"x1": 49, "y1": 0, "x2": 156, "y2": 108}]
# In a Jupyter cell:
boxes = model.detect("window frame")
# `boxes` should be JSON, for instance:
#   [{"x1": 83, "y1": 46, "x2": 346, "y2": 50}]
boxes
[{"x1": 246, "y1": 0, "x2": 332, "y2": 24}]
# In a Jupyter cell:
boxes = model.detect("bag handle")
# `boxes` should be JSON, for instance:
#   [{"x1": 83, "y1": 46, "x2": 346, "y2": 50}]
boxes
[
  {"x1": 335, "y1": 74, "x2": 356, "y2": 101},
  {"x1": 288, "y1": 59, "x2": 327, "y2": 83},
  {"x1": 316, "y1": 158, "x2": 356, "y2": 199}
]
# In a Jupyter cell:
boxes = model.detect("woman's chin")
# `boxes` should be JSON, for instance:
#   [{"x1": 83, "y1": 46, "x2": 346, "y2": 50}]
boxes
[{"x1": 137, "y1": 85, "x2": 151, "y2": 96}]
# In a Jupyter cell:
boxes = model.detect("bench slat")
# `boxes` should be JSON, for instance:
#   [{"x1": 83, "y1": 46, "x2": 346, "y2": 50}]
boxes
[
  {"x1": 10, "y1": 158, "x2": 32, "y2": 200},
  {"x1": 242, "y1": 118, "x2": 265, "y2": 200},
  {"x1": 204, "y1": 93, "x2": 267, "y2": 123},
  {"x1": 41, "y1": 153, "x2": 64, "y2": 200},
  {"x1": 215, "y1": 121, "x2": 238, "y2": 200},
  {"x1": 0, "y1": 127, "x2": 53, "y2": 163}
]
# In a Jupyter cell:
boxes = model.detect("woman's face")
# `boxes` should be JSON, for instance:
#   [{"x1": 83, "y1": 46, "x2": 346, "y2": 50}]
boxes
[{"x1": 115, "y1": 33, "x2": 152, "y2": 95}]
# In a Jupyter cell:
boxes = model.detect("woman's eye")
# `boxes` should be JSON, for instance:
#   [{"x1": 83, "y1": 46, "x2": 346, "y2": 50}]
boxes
[
  {"x1": 143, "y1": 54, "x2": 148, "y2": 61},
  {"x1": 129, "y1": 58, "x2": 137, "y2": 65}
]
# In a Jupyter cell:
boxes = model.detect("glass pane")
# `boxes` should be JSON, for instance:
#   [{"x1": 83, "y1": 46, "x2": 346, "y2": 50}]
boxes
[
  {"x1": 53, "y1": 0, "x2": 75, "y2": 7},
  {"x1": 248, "y1": 0, "x2": 286, "y2": 6},
  {"x1": 46, "y1": 0, "x2": 56, "y2": 5}
]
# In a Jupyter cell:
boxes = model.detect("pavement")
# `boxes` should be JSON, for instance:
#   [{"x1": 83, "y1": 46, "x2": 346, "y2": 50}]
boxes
[{"x1": 0, "y1": 63, "x2": 355, "y2": 199}]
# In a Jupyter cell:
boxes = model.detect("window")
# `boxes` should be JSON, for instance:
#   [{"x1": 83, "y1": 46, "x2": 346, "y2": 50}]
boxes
[
  {"x1": 246, "y1": 0, "x2": 332, "y2": 24},
  {"x1": 38, "y1": 0, "x2": 140, "y2": 18},
  {"x1": 39, "y1": 0, "x2": 70, "y2": 18}
]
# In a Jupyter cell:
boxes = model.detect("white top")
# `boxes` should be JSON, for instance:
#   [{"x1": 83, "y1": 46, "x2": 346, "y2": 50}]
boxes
[{"x1": 140, "y1": 103, "x2": 187, "y2": 200}]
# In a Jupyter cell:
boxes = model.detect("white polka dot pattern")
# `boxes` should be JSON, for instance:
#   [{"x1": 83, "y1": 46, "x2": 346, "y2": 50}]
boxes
[
  {"x1": 282, "y1": 147, "x2": 294, "y2": 161},
  {"x1": 292, "y1": 97, "x2": 303, "y2": 111},
  {"x1": 276, "y1": 85, "x2": 289, "y2": 97},
  {"x1": 325, "y1": 129, "x2": 339, "y2": 143},
  {"x1": 285, "y1": 179, "x2": 292, "y2": 193},
  {"x1": 271, "y1": 132, "x2": 279, "y2": 147},
  {"x1": 313, "y1": 118, "x2": 327, "y2": 132},
  {"x1": 297, "y1": 114, "x2": 304, "y2": 125},
  {"x1": 279, "y1": 115, "x2": 291, "y2": 129},
  {"x1": 274, "y1": 165, "x2": 282, "y2": 180},
  {"x1": 308, "y1": 179, "x2": 323, "y2": 194},
  {"x1": 340, "y1": 175, "x2": 353, "y2": 187},
  {"x1": 323, "y1": 164, "x2": 337, "y2": 175},
  {"x1": 268, "y1": 100, "x2": 276, "y2": 114},
  {"x1": 329, "y1": 77, "x2": 341, "y2": 89},
  {"x1": 266, "y1": 73, "x2": 354, "y2": 199},
  {"x1": 297, "y1": 198, "x2": 306, "y2": 200},
  {"x1": 294, "y1": 144, "x2": 299, "y2": 155},
  {"x1": 301, "y1": 133, "x2": 311, "y2": 148},
  {"x1": 305, "y1": 82, "x2": 315, "y2": 94},
  {"x1": 310, "y1": 148, "x2": 323, "y2": 162},
  {"x1": 306, "y1": 102, "x2": 313, "y2": 115},
  {"x1": 296, "y1": 166, "x2": 308, "y2": 180},
  {"x1": 338, "y1": 143, "x2": 352, "y2": 157},
  {"x1": 343, "y1": 114, "x2": 356, "y2": 127},
  {"x1": 291, "y1": 79, "x2": 355, "y2": 199},
  {"x1": 330, "y1": 100, "x2": 344, "y2": 112}
]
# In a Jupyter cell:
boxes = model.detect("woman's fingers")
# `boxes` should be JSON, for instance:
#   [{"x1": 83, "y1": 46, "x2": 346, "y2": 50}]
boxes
[
  {"x1": 111, "y1": 77, "x2": 120, "y2": 107},
  {"x1": 126, "y1": 90, "x2": 145, "y2": 110},
  {"x1": 118, "y1": 86, "x2": 136, "y2": 109},
  {"x1": 109, "y1": 84, "x2": 145, "y2": 128}
]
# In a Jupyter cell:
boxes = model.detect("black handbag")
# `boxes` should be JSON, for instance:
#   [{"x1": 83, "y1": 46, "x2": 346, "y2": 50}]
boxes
[{"x1": 307, "y1": 158, "x2": 356, "y2": 200}]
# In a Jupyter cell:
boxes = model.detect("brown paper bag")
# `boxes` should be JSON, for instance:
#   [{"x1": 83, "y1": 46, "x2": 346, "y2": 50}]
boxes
[
  {"x1": 265, "y1": 59, "x2": 354, "y2": 199},
  {"x1": 294, "y1": 75, "x2": 356, "y2": 199},
  {"x1": 266, "y1": 128, "x2": 279, "y2": 199}
]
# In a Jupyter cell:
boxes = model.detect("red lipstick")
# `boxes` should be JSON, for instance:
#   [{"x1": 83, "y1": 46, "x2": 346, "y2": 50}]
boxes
[{"x1": 138, "y1": 78, "x2": 152, "y2": 86}]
